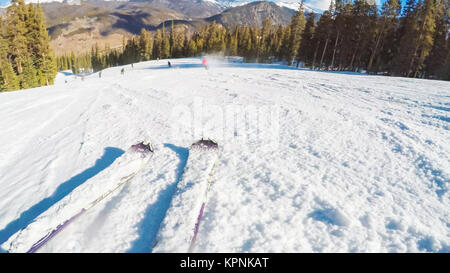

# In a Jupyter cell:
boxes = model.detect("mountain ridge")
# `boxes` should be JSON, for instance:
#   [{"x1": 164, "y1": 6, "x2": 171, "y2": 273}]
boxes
[{"x1": 1, "y1": 0, "x2": 304, "y2": 55}]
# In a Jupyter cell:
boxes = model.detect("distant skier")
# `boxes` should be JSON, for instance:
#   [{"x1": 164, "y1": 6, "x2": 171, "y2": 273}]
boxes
[
  {"x1": 121, "y1": 68, "x2": 125, "y2": 75},
  {"x1": 99, "y1": 71, "x2": 102, "y2": 78},
  {"x1": 202, "y1": 57, "x2": 208, "y2": 70},
  {"x1": 131, "y1": 63, "x2": 134, "y2": 69},
  {"x1": 168, "y1": 61, "x2": 172, "y2": 68}
]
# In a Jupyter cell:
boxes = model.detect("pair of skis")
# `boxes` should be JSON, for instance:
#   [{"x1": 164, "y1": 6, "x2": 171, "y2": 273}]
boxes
[{"x1": 3, "y1": 139, "x2": 218, "y2": 253}]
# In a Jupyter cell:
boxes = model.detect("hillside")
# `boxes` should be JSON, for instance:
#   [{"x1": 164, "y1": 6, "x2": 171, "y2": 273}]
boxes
[
  {"x1": 1, "y1": 0, "x2": 299, "y2": 55},
  {"x1": 206, "y1": 1, "x2": 295, "y2": 27},
  {"x1": 41, "y1": 0, "x2": 221, "y2": 54}
]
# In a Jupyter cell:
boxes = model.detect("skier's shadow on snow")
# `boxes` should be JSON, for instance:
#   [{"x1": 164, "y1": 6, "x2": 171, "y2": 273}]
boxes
[
  {"x1": 0, "y1": 147, "x2": 125, "y2": 247},
  {"x1": 146, "y1": 63, "x2": 204, "y2": 70},
  {"x1": 127, "y1": 143, "x2": 189, "y2": 253}
]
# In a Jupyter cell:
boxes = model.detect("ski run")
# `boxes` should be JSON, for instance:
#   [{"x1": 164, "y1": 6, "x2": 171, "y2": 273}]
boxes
[{"x1": 0, "y1": 57, "x2": 449, "y2": 253}]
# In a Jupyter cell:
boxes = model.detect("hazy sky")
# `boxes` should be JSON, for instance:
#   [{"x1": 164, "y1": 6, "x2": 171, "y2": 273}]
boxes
[{"x1": 289, "y1": 0, "x2": 385, "y2": 11}]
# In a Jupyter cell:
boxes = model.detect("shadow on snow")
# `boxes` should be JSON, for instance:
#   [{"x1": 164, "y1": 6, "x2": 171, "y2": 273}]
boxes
[
  {"x1": 145, "y1": 62, "x2": 300, "y2": 71},
  {"x1": 145, "y1": 63, "x2": 205, "y2": 70},
  {"x1": 0, "y1": 147, "x2": 125, "y2": 247},
  {"x1": 142, "y1": 58, "x2": 367, "y2": 75},
  {"x1": 127, "y1": 143, "x2": 189, "y2": 253}
]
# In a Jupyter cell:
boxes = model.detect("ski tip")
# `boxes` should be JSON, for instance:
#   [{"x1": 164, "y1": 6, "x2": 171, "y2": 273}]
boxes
[
  {"x1": 131, "y1": 141, "x2": 154, "y2": 154},
  {"x1": 191, "y1": 138, "x2": 219, "y2": 150}
]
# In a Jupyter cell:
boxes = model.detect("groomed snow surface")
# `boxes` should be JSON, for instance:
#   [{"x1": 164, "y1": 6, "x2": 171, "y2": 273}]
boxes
[{"x1": 0, "y1": 57, "x2": 449, "y2": 253}]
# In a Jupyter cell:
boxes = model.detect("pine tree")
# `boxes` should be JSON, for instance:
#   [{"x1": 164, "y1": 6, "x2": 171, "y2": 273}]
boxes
[
  {"x1": 20, "y1": 57, "x2": 38, "y2": 89},
  {"x1": 161, "y1": 23, "x2": 170, "y2": 59},
  {"x1": 2, "y1": 1, "x2": 56, "y2": 89},
  {"x1": 6, "y1": 0, "x2": 29, "y2": 75},
  {"x1": 298, "y1": 12, "x2": 316, "y2": 66},
  {"x1": 279, "y1": 25, "x2": 291, "y2": 62},
  {"x1": 204, "y1": 21, "x2": 225, "y2": 53},
  {"x1": 288, "y1": 3, "x2": 306, "y2": 65},
  {"x1": 0, "y1": 27, "x2": 20, "y2": 91},
  {"x1": 273, "y1": 25, "x2": 285, "y2": 60},
  {"x1": 238, "y1": 25, "x2": 253, "y2": 60},
  {"x1": 393, "y1": 0, "x2": 421, "y2": 76},
  {"x1": 34, "y1": 3, "x2": 57, "y2": 85},
  {"x1": 260, "y1": 18, "x2": 273, "y2": 61},
  {"x1": 185, "y1": 37, "x2": 197, "y2": 56},
  {"x1": 333, "y1": 1, "x2": 354, "y2": 70},
  {"x1": 170, "y1": 20, "x2": 175, "y2": 57},
  {"x1": 367, "y1": 0, "x2": 401, "y2": 72},
  {"x1": 91, "y1": 44, "x2": 102, "y2": 72},
  {"x1": 412, "y1": 0, "x2": 437, "y2": 77},
  {"x1": 153, "y1": 29, "x2": 163, "y2": 59},
  {"x1": 312, "y1": 3, "x2": 334, "y2": 69},
  {"x1": 171, "y1": 24, "x2": 185, "y2": 58},
  {"x1": 227, "y1": 26, "x2": 238, "y2": 56},
  {"x1": 139, "y1": 28, "x2": 153, "y2": 61},
  {"x1": 346, "y1": 0, "x2": 378, "y2": 71},
  {"x1": 0, "y1": 58, "x2": 20, "y2": 91},
  {"x1": 424, "y1": 0, "x2": 449, "y2": 79}
]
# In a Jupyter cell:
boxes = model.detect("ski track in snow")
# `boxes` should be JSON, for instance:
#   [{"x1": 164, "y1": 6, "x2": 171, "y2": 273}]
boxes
[{"x1": 0, "y1": 57, "x2": 449, "y2": 253}]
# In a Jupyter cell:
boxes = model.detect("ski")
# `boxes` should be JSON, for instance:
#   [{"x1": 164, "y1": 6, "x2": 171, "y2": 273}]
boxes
[
  {"x1": 4, "y1": 142, "x2": 153, "y2": 253},
  {"x1": 153, "y1": 139, "x2": 218, "y2": 253},
  {"x1": 187, "y1": 139, "x2": 219, "y2": 252}
]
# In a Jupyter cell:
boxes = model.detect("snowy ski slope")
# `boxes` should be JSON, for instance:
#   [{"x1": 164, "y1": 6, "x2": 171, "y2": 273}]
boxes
[{"x1": 0, "y1": 57, "x2": 449, "y2": 252}]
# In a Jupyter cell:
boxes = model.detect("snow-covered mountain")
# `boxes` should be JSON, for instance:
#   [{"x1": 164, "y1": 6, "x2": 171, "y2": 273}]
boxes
[
  {"x1": 212, "y1": 0, "x2": 324, "y2": 12},
  {"x1": 206, "y1": 1, "x2": 296, "y2": 27},
  {"x1": 276, "y1": 1, "x2": 326, "y2": 12},
  {"x1": 0, "y1": 58, "x2": 449, "y2": 253}
]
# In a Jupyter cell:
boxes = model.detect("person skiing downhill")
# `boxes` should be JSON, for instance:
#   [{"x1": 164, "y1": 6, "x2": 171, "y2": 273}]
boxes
[
  {"x1": 202, "y1": 57, "x2": 208, "y2": 70},
  {"x1": 168, "y1": 61, "x2": 172, "y2": 68},
  {"x1": 121, "y1": 68, "x2": 125, "y2": 75}
]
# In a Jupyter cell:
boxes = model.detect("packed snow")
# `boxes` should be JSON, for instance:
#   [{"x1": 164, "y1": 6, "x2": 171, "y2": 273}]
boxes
[{"x1": 0, "y1": 57, "x2": 449, "y2": 253}]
